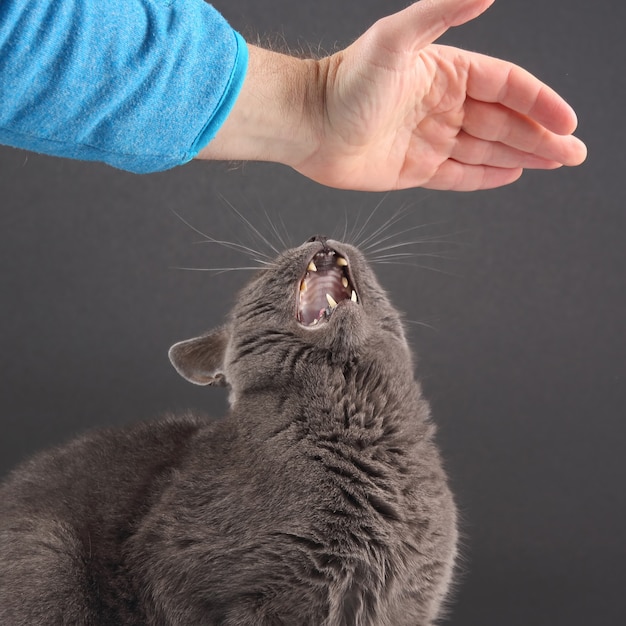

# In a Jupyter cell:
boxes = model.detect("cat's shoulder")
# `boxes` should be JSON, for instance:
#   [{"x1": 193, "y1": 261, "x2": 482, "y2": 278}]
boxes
[{"x1": 0, "y1": 413, "x2": 214, "y2": 508}]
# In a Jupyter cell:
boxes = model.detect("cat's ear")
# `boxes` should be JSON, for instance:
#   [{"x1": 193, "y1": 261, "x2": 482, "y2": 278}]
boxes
[{"x1": 168, "y1": 327, "x2": 229, "y2": 386}]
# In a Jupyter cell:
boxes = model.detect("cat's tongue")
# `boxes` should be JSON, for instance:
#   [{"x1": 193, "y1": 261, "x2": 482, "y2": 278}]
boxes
[{"x1": 297, "y1": 250, "x2": 357, "y2": 326}]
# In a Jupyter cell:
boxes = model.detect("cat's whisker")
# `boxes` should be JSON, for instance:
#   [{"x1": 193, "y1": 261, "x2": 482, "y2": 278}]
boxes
[
  {"x1": 345, "y1": 204, "x2": 363, "y2": 245},
  {"x1": 263, "y1": 210, "x2": 288, "y2": 250},
  {"x1": 330, "y1": 207, "x2": 347, "y2": 243},
  {"x1": 354, "y1": 190, "x2": 438, "y2": 250},
  {"x1": 195, "y1": 238, "x2": 271, "y2": 259},
  {"x1": 366, "y1": 235, "x2": 465, "y2": 256},
  {"x1": 276, "y1": 212, "x2": 294, "y2": 248},
  {"x1": 361, "y1": 221, "x2": 457, "y2": 252},
  {"x1": 220, "y1": 195, "x2": 281, "y2": 256},
  {"x1": 356, "y1": 204, "x2": 412, "y2": 249},
  {"x1": 252, "y1": 258, "x2": 276, "y2": 267},
  {"x1": 369, "y1": 260, "x2": 458, "y2": 276},
  {"x1": 171, "y1": 209, "x2": 270, "y2": 261},
  {"x1": 351, "y1": 192, "x2": 390, "y2": 247},
  {"x1": 170, "y1": 265, "x2": 266, "y2": 277},
  {"x1": 403, "y1": 318, "x2": 440, "y2": 331},
  {"x1": 369, "y1": 252, "x2": 457, "y2": 261},
  {"x1": 341, "y1": 206, "x2": 349, "y2": 244},
  {"x1": 171, "y1": 209, "x2": 214, "y2": 241}
]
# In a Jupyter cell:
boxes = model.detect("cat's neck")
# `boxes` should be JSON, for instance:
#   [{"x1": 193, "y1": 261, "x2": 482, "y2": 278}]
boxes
[{"x1": 231, "y1": 351, "x2": 433, "y2": 452}]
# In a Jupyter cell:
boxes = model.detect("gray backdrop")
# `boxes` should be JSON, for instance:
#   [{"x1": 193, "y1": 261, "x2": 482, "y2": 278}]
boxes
[{"x1": 1, "y1": 1, "x2": 624, "y2": 624}]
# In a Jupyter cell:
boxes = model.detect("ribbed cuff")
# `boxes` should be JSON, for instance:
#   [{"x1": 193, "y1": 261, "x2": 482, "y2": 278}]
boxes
[{"x1": 187, "y1": 30, "x2": 249, "y2": 161}]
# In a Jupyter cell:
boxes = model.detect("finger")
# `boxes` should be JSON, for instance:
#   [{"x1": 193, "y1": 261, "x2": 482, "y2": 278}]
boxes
[
  {"x1": 457, "y1": 47, "x2": 579, "y2": 135},
  {"x1": 451, "y1": 130, "x2": 563, "y2": 169},
  {"x1": 375, "y1": 0, "x2": 495, "y2": 53},
  {"x1": 462, "y1": 98, "x2": 587, "y2": 166},
  {"x1": 421, "y1": 161, "x2": 523, "y2": 191}
]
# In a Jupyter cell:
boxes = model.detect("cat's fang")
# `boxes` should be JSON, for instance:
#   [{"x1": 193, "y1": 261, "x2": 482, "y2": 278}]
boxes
[
  {"x1": 326, "y1": 293, "x2": 338, "y2": 309},
  {"x1": 351, "y1": 290, "x2": 358, "y2": 303},
  {"x1": 336, "y1": 256, "x2": 348, "y2": 267},
  {"x1": 307, "y1": 261, "x2": 318, "y2": 272}
]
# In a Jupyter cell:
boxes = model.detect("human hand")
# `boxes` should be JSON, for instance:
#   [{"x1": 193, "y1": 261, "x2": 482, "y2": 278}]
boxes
[
  {"x1": 298, "y1": 0, "x2": 587, "y2": 191},
  {"x1": 200, "y1": 0, "x2": 587, "y2": 192}
]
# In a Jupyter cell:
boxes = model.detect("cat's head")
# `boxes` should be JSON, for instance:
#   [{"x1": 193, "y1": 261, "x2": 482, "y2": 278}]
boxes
[{"x1": 169, "y1": 237, "x2": 410, "y2": 395}]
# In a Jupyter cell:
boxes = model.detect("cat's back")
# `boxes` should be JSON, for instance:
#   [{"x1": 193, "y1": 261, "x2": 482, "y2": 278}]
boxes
[
  {"x1": 1, "y1": 414, "x2": 206, "y2": 518},
  {"x1": 0, "y1": 414, "x2": 208, "y2": 626}
]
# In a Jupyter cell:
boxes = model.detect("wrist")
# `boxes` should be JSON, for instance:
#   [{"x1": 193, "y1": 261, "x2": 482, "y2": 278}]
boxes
[{"x1": 196, "y1": 45, "x2": 326, "y2": 169}]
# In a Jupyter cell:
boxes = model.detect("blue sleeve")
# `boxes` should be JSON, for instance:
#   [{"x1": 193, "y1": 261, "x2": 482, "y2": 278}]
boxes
[{"x1": 0, "y1": 0, "x2": 248, "y2": 173}]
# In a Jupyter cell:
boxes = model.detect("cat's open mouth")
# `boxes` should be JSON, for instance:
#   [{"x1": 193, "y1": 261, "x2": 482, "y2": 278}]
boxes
[{"x1": 297, "y1": 249, "x2": 358, "y2": 326}]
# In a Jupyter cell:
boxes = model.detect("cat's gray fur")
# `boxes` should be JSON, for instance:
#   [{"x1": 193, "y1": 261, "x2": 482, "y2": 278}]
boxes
[{"x1": 0, "y1": 237, "x2": 457, "y2": 625}]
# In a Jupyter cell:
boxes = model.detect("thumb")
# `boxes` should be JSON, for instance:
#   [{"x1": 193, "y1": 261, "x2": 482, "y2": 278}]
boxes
[{"x1": 376, "y1": 0, "x2": 496, "y2": 52}]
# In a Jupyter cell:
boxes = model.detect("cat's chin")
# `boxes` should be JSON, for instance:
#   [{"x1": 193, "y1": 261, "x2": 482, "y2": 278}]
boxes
[
  {"x1": 296, "y1": 246, "x2": 359, "y2": 328},
  {"x1": 298, "y1": 298, "x2": 360, "y2": 334}
]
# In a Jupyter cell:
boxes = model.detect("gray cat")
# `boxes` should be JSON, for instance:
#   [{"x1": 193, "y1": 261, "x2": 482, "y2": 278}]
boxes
[{"x1": 0, "y1": 236, "x2": 458, "y2": 625}]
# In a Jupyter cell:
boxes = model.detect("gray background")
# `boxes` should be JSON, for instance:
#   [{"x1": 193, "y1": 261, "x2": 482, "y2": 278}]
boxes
[{"x1": 1, "y1": 1, "x2": 624, "y2": 624}]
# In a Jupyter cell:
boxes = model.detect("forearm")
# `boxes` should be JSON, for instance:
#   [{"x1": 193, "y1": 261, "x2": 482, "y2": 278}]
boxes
[{"x1": 196, "y1": 45, "x2": 326, "y2": 171}]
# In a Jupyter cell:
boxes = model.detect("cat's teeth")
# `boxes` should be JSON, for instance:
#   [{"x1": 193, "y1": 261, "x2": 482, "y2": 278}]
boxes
[
  {"x1": 341, "y1": 277, "x2": 349, "y2": 288},
  {"x1": 336, "y1": 256, "x2": 348, "y2": 267},
  {"x1": 307, "y1": 261, "x2": 317, "y2": 272},
  {"x1": 312, "y1": 318, "x2": 318, "y2": 325},
  {"x1": 326, "y1": 293, "x2": 338, "y2": 309},
  {"x1": 351, "y1": 290, "x2": 358, "y2": 303},
  {"x1": 300, "y1": 280, "x2": 307, "y2": 292}
]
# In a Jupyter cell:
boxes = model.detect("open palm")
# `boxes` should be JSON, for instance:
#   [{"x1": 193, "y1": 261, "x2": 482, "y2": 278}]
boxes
[{"x1": 296, "y1": 0, "x2": 586, "y2": 191}]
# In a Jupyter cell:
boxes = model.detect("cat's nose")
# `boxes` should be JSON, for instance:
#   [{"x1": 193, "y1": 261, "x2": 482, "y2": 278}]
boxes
[{"x1": 307, "y1": 235, "x2": 328, "y2": 244}]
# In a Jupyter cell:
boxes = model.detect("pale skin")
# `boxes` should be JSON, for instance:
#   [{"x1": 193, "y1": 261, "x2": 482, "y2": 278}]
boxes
[{"x1": 198, "y1": 0, "x2": 587, "y2": 192}]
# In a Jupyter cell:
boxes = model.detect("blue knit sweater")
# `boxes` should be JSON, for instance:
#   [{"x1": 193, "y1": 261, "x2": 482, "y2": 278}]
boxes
[{"x1": 0, "y1": 0, "x2": 248, "y2": 173}]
